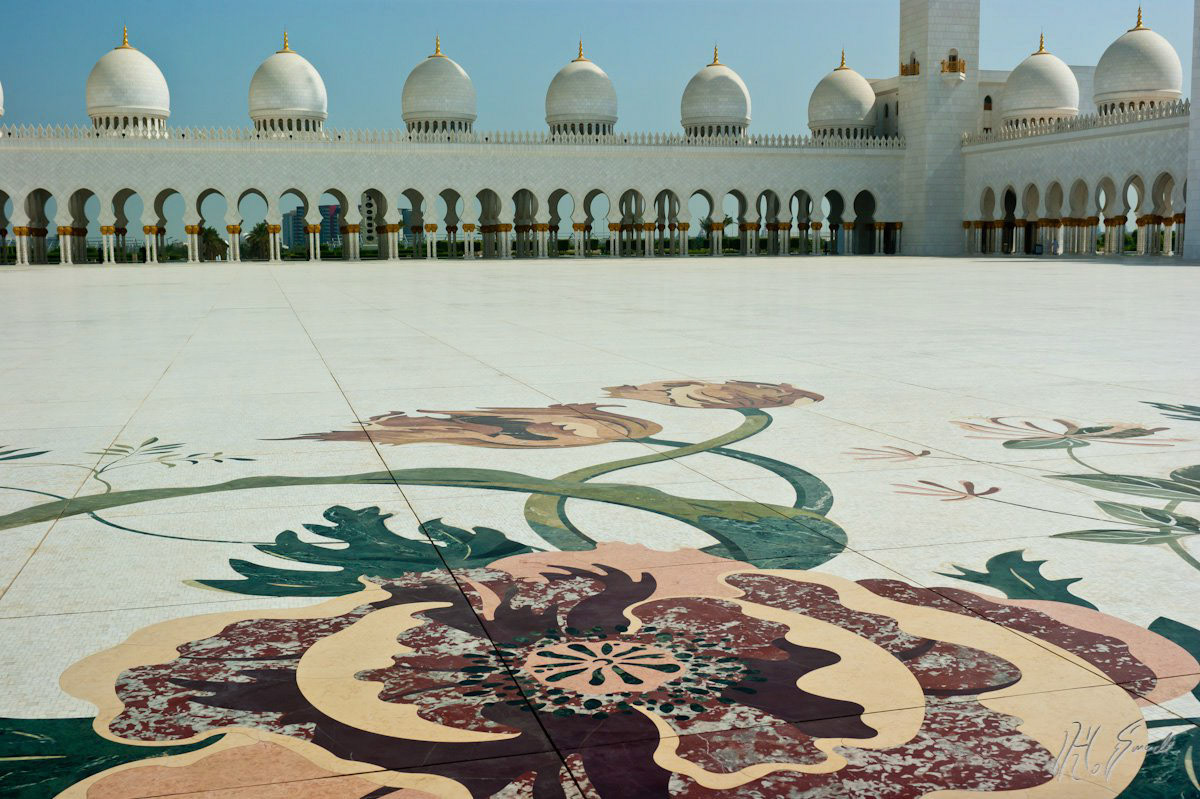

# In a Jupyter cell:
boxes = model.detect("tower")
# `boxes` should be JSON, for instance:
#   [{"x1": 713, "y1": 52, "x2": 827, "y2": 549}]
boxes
[
  {"x1": 1185, "y1": 0, "x2": 1200, "y2": 259},
  {"x1": 897, "y1": 0, "x2": 980, "y2": 255}
]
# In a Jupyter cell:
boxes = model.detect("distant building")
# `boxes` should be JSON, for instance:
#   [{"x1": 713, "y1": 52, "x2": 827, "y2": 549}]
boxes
[{"x1": 282, "y1": 205, "x2": 341, "y2": 250}]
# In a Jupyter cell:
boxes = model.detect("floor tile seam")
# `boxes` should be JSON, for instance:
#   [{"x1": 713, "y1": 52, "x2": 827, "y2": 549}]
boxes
[
  {"x1": 319, "y1": 284, "x2": 576, "y2": 407},
  {"x1": 332, "y1": 277, "x2": 775, "y2": 387},
  {"x1": 849, "y1": 530, "x2": 1110, "y2": 553},
  {"x1": 804, "y1": 408, "x2": 1007, "y2": 458},
  {"x1": 125, "y1": 745, "x2": 576, "y2": 799},
  {"x1": 268, "y1": 267, "x2": 589, "y2": 796},
  {"x1": 0, "y1": 297, "x2": 219, "y2": 598},
  {"x1": 803, "y1": 410, "x2": 1166, "y2": 490},
  {"x1": 556, "y1": 673, "x2": 1149, "y2": 757},
  {"x1": 841, "y1": 543, "x2": 1177, "y2": 689},
  {"x1": 55, "y1": 493, "x2": 420, "y2": 522},
  {"x1": 0, "y1": 593, "x2": 324, "y2": 622}
]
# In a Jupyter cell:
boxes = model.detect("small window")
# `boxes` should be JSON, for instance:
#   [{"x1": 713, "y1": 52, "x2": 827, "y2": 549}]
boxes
[
  {"x1": 884, "y1": 104, "x2": 889, "y2": 118},
  {"x1": 983, "y1": 95, "x2": 993, "y2": 111}
]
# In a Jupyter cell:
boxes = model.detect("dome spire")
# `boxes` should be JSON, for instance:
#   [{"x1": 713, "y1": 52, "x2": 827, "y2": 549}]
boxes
[
  {"x1": 573, "y1": 39, "x2": 587, "y2": 62},
  {"x1": 1035, "y1": 32, "x2": 1046, "y2": 54},
  {"x1": 433, "y1": 34, "x2": 443, "y2": 57},
  {"x1": 710, "y1": 44, "x2": 719, "y2": 66},
  {"x1": 836, "y1": 48, "x2": 848, "y2": 70},
  {"x1": 278, "y1": 31, "x2": 292, "y2": 53},
  {"x1": 117, "y1": 25, "x2": 131, "y2": 49},
  {"x1": 1132, "y1": 5, "x2": 1147, "y2": 30}
]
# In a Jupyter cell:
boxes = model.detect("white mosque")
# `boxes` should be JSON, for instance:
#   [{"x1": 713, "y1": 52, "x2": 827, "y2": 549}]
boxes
[{"x1": 0, "y1": 0, "x2": 1197, "y2": 264}]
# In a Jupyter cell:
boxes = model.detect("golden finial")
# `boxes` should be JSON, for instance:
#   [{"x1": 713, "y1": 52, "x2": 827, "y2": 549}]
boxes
[
  {"x1": 710, "y1": 44, "x2": 719, "y2": 66},
  {"x1": 836, "y1": 48, "x2": 848, "y2": 70},
  {"x1": 278, "y1": 31, "x2": 292, "y2": 53},
  {"x1": 573, "y1": 39, "x2": 587, "y2": 62},
  {"x1": 1137, "y1": 5, "x2": 1144, "y2": 27},
  {"x1": 433, "y1": 34, "x2": 443, "y2": 56},
  {"x1": 1036, "y1": 32, "x2": 1046, "y2": 54},
  {"x1": 117, "y1": 25, "x2": 131, "y2": 49}
]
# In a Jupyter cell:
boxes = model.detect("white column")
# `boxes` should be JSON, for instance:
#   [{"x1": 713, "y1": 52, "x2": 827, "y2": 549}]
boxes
[{"x1": 57, "y1": 227, "x2": 72, "y2": 264}]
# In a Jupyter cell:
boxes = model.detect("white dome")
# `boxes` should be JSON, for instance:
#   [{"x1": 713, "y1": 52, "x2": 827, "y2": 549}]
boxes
[
  {"x1": 1000, "y1": 41, "x2": 1079, "y2": 125},
  {"x1": 1094, "y1": 14, "x2": 1182, "y2": 109},
  {"x1": 402, "y1": 40, "x2": 477, "y2": 128},
  {"x1": 248, "y1": 36, "x2": 328, "y2": 122},
  {"x1": 681, "y1": 49, "x2": 750, "y2": 133},
  {"x1": 807, "y1": 56, "x2": 876, "y2": 132},
  {"x1": 85, "y1": 32, "x2": 170, "y2": 120},
  {"x1": 545, "y1": 46, "x2": 617, "y2": 132}
]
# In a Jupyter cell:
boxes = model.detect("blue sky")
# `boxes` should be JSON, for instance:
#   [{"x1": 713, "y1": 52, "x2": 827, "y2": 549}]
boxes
[{"x1": 0, "y1": 0, "x2": 1192, "y2": 132}]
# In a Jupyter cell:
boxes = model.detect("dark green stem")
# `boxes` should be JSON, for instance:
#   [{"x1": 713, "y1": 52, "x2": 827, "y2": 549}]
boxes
[
  {"x1": 1066, "y1": 445, "x2": 1108, "y2": 475},
  {"x1": 0, "y1": 467, "x2": 830, "y2": 560},
  {"x1": 1166, "y1": 537, "x2": 1200, "y2": 573},
  {"x1": 522, "y1": 409, "x2": 771, "y2": 549}
]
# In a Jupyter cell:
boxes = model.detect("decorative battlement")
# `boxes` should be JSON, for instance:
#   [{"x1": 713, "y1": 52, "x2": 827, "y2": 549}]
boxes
[
  {"x1": 0, "y1": 124, "x2": 905, "y2": 151},
  {"x1": 962, "y1": 99, "x2": 1189, "y2": 146}
]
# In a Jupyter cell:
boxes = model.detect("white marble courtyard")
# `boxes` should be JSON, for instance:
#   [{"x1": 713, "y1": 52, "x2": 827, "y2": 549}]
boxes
[{"x1": 1, "y1": 257, "x2": 1198, "y2": 798}]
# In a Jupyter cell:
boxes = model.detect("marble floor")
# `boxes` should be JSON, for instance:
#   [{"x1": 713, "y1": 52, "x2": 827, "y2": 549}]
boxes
[{"x1": 1, "y1": 255, "x2": 1198, "y2": 798}]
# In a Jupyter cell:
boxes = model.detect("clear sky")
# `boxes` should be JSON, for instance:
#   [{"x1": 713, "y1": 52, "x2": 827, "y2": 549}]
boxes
[{"x1": 0, "y1": 0, "x2": 1192, "y2": 133}]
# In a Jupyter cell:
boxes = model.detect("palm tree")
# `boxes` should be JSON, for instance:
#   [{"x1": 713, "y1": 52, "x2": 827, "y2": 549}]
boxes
[
  {"x1": 244, "y1": 221, "x2": 269, "y2": 261},
  {"x1": 200, "y1": 226, "x2": 228, "y2": 261}
]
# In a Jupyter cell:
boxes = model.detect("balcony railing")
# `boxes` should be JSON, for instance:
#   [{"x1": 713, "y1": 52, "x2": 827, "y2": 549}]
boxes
[
  {"x1": 941, "y1": 58, "x2": 966, "y2": 75},
  {"x1": 0, "y1": 125, "x2": 907, "y2": 151},
  {"x1": 961, "y1": 99, "x2": 1189, "y2": 146},
  {"x1": 899, "y1": 61, "x2": 921, "y2": 76}
]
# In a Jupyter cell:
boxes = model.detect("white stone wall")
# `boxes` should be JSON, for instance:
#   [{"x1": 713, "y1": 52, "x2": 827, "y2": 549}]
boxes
[
  {"x1": 899, "y1": 0, "x2": 981, "y2": 255},
  {"x1": 1185, "y1": 0, "x2": 1200, "y2": 258},
  {"x1": 0, "y1": 131, "x2": 904, "y2": 229},
  {"x1": 963, "y1": 115, "x2": 1187, "y2": 218}
]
